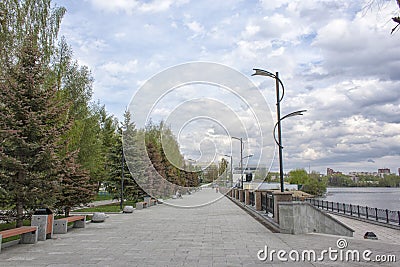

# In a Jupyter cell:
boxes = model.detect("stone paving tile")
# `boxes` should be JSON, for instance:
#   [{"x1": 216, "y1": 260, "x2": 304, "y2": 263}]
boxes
[{"x1": 0, "y1": 188, "x2": 399, "y2": 266}]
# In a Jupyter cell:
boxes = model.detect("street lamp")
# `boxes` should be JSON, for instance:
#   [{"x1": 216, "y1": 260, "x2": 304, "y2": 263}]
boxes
[
  {"x1": 231, "y1": 136, "x2": 244, "y2": 188},
  {"x1": 120, "y1": 146, "x2": 125, "y2": 210},
  {"x1": 223, "y1": 154, "x2": 233, "y2": 187},
  {"x1": 252, "y1": 68, "x2": 306, "y2": 192}
]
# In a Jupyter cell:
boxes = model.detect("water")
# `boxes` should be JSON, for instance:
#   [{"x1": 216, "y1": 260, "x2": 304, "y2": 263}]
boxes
[{"x1": 318, "y1": 187, "x2": 400, "y2": 211}]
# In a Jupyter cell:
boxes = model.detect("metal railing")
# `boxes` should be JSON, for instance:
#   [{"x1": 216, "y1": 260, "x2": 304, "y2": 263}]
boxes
[
  {"x1": 249, "y1": 191, "x2": 255, "y2": 206},
  {"x1": 306, "y1": 198, "x2": 400, "y2": 226},
  {"x1": 229, "y1": 190, "x2": 274, "y2": 217},
  {"x1": 266, "y1": 192, "x2": 274, "y2": 214}
]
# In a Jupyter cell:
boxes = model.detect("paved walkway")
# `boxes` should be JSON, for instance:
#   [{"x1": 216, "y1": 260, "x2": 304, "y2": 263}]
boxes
[
  {"x1": 330, "y1": 214, "x2": 400, "y2": 245},
  {"x1": 0, "y1": 189, "x2": 399, "y2": 266}
]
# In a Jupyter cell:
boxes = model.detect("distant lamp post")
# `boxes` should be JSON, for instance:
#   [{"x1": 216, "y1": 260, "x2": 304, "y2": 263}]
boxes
[
  {"x1": 223, "y1": 154, "x2": 233, "y2": 187},
  {"x1": 120, "y1": 148, "x2": 125, "y2": 210},
  {"x1": 252, "y1": 68, "x2": 306, "y2": 192},
  {"x1": 231, "y1": 137, "x2": 244, "y2": 188}
]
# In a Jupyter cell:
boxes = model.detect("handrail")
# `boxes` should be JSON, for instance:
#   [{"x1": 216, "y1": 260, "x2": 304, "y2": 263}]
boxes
[{"x1": 305, "y1": 198, "x2": 400, "y2": 226}]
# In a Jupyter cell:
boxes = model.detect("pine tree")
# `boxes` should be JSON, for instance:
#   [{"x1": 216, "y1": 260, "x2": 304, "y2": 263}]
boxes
[
  {"x1": 56, "y1": 151, "x2": 95, "y2": 217},
  {"x1": 0, "y1": 35, "x2": 67, "y2": 226}
]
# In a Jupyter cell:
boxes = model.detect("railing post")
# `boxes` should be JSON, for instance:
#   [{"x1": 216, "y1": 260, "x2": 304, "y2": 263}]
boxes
[
  {"x1": 357, "y1": 205, "x2": 360, "y2": 217},
  {"x1": 244, "y1": 189, "x2": 250, "y2": 205},
  {"x1": 386, "y1": 209, "x2": 389, "y2": 224},
  {"x1": 375, "y1": 208, "x2": 378, "y2": 221},
  {"x1": 366, "y1": 206, "x2": 369, "y2": 219},
  {"x1": 343, "y1": 203, "x2": 346, "y2": 214},
  {"x1": 337, "y1": 202, "x2": 339, "y2": 212},
  {"x1": 398, "y1": 211, "x2": 400, "y2": 225},
  {"x1": 350, "y1": 204, "x2": 352, "y2": 216}
]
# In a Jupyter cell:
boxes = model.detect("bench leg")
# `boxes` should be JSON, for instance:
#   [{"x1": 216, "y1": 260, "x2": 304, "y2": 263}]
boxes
[
  {"x1": 73, "y1": 218, "x2": 86, "y2": 228},
  {"x1": 20, "y1": 227, "x2": 38, "y2": 244},
  {"x1": 53, "y1": 220, "x2": 68, "y2": 234}
]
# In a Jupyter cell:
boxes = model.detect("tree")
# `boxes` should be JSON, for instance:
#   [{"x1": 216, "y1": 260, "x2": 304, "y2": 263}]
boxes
[
  {"x1": 0, "y1": 0, "x2": 65, "y2": 71},
  {"x1": 107, "y1": 111, "x2": 146, "y2": 203},
  {"x1": 56, "y1": 151, "x2": 95, "y2": 217},
  {"x1": 288, "y1": 169, "x2": 327, "y2": 196},
  {"x1": 391, "y1": 0, "x2": 400, "y2": 33},
  {"x1": 287, "y1": 169, "x2": 309, "y2": 185},
  {"x1": 0, "y1": 35, "x2": 68, "y2": 226}
]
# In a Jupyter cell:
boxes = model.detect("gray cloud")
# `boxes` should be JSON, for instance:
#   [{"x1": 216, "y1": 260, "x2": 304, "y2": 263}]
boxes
[{"x1": 54, "y1": 0, "x2": 400, "y2": 174}]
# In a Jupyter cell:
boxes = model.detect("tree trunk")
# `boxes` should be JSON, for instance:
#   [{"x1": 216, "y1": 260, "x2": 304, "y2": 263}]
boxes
[
  {"x1": 15, "y1": 171, "x2": 24, "y2": 228},
  {"x1": 15, "y1": 200, "x2": 24, "y2": 228},
  {"x1": 64, "y1": 206, "x2": 70, "y2": 217}
]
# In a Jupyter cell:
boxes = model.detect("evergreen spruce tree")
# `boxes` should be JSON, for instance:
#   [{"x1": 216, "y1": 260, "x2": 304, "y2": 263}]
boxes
[{"x1": 0, "y1": 35, "x2": 67, "y2": 226}]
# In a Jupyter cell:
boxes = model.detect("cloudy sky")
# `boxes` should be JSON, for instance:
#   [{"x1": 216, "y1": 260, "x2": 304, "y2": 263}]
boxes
[{"x1": 53, "y1": 0, "x2": 400, "y2": 175}]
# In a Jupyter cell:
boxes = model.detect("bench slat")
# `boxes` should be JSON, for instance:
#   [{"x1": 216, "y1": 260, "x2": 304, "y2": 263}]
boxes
[
  {"x1": 62, "y1": 216, "x2": 85, "y2": 223},
  {"x1": 0, "y1": 226, "x2": 37, "y2": 239}
]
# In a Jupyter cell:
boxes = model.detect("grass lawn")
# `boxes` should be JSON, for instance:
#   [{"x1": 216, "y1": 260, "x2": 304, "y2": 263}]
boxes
[
  {"x1": 94, "y1": 193, "x2": 114, "y2": 201},
  {"x1": 73, "y1": 200, "x2": 137, "y2": 213}
]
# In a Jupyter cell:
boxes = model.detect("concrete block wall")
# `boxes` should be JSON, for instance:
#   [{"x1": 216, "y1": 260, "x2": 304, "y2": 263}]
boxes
[{"x1": 279, "y1": 201, "x2": 354, "y2": 237}]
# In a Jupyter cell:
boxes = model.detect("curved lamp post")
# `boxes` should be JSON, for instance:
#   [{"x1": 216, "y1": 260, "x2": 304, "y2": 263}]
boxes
[
  {"x1": 223, "y1": 154, "x2": 233, "y2": 187},
  {"x1": 252, "y1": 69, "x2": 306, "y2": 192},
  {"x1": 231, "y1": 136, "x2": 244, "y2": 188}
]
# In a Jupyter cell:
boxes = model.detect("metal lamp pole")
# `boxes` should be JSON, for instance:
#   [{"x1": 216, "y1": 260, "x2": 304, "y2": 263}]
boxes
[
  {"x1": 252, "y1": 69, "x2": 306, "y2": 192},
  {"x1": 224, "y1": 154, "x2": 233, "y2": 187},
  {"x1": 231, "y1": 137, "x2": 243, "y2": 188},
  {"x1": 120, "y1": 149, "x2": 124, "y2": 210}
]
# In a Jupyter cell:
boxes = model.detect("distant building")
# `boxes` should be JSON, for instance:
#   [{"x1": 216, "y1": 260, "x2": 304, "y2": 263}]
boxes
[
  {"x1": 378, "y1": 168, "x2": 390, "y2": 178},
  {"x1": 349, "y1": 171, "x2": 378, "y2": 176},
  {"x1": 327, "y1": 168, "x2": 342, "y2": 176}
]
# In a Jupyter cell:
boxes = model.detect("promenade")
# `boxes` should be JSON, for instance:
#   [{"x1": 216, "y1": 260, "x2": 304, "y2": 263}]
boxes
[{"x1": 0, "y1": 188, "x2": 398, "y2": 266}]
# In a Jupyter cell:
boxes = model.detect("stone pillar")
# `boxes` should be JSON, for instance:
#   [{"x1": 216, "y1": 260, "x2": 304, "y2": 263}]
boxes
[
  {"x1": 235, "y1": 189, "x2": 239, "y2": 199},
  {"x1": 31, "y1": 215, "x2": 51, "y2": 241},
  {"x1": 273, "y1": 191, "x2": 293, "y2": 223},
  {"x1": 144, "y1": 196, "x2": 151, "y2": 207},
  {"x1": 239, "y1": 189, "x2": 244, "y2": 202},
  {"x1": 245, "y1": 190, "x2": 250, "y2": 205},
  {"x1": 255, "y1": 191, "x2": 262, "y2": 211}
]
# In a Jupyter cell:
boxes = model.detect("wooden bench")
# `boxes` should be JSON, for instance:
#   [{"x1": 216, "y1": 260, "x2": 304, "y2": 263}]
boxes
[
  {"x1": 135, "y1": 201, "x2": 148, "y2": 210},
  {"x1": 0, "y1": 226, "x2": 38, "y2": 253},
  {"x1": 53, "y1": 215, "x2": 86, "y2": 234}
]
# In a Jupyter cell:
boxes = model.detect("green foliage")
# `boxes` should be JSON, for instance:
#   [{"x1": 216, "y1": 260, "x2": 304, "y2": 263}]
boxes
[
  {"x1": 0, "y1": 35, "x2": 67, "y2": 226},
  {"x1": 105, "y1": 111, "x2": 146, "y2": 202},
  {"x1": 0, "y1": 0, "x2": 102, "y2": 225},
  {"x1": 379, "y1": 174, "x2": 400, "y2": 187},
  {"x1": 288, "y1": 169, "x2": 327, "y2": 196}
]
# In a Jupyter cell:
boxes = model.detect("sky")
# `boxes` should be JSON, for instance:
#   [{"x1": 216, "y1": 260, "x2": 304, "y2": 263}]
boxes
[{"x1": 53, "y1": 0, "x2": 400, "y2": 175}]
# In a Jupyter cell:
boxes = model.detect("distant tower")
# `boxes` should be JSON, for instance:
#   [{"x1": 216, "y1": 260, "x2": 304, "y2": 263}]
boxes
[{"x1": 398, "y1": 168, "x2": 400, "y2": 176}]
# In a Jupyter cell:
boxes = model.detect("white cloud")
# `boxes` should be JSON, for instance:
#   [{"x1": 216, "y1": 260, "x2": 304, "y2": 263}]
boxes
[
  {"x1": 55, "y1": 0, "x2": 400, "y2": 173},
  {"x1": 100, "y1": 60, "x2": 139, "y2": 75},
  {"x1": 88, "y1": 0, "x2": 176, "y2": 14}
]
